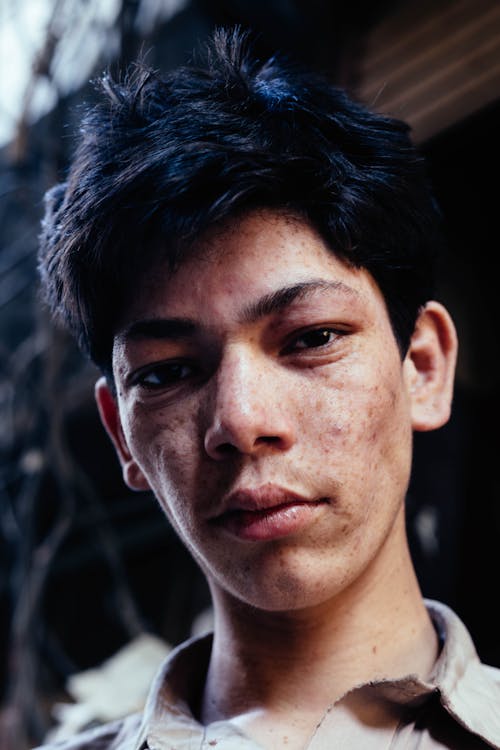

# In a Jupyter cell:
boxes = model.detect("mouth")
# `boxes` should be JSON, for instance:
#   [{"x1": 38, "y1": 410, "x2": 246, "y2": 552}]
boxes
[{"x1": 211, "y1": 485, "x2": 330, "y2": 542}]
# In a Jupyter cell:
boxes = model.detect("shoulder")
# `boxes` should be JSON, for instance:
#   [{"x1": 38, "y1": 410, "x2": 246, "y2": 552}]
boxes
[{"x1": 32, "y1": 713, "x2": 142, "y2": 750}]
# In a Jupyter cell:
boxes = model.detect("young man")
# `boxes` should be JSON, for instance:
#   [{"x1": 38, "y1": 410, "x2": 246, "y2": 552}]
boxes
[{"x1": 36, "y1": 27, "x2": 500, "y2": 750}]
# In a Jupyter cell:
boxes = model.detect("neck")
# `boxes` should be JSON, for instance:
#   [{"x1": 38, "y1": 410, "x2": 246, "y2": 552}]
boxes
[{"x1": 201, "y1": 510, "x2": 438, "y2": 726}]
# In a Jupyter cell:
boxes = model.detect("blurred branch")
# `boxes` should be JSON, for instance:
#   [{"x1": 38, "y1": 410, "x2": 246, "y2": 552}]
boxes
[
  {"x1": 9, "y1": 0, "x2": 67, "y2": 165},
  {"x1": 0, "y1": 298, "x2": 150, "y2": 747},
  {"x1": 117, "y1": 0, "x2": 142, "y2": 64}
]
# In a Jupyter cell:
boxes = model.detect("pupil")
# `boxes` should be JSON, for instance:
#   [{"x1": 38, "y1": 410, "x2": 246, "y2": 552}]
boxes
[{"x1": 306, "y1": 330, "x2": 329, "y2": 346}]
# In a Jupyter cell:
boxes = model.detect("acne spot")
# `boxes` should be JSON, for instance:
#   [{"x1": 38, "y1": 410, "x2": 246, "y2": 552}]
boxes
[{"x1": 372, "y1": 645, "x2": 377, "y2": 654}]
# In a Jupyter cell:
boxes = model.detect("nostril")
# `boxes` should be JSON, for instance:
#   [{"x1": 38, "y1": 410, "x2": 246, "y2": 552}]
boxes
[
  {"x1": 255, "y1": 435, "x2": 282, "y2": 446},
  {"x1": 215, "y1": 442, "x2": 239, "y2": 456},
  {"x1": 207, "y1": 433, "x2": 290, "y2": 460},
  {"x1": 204, "y1": 412, "x2": 295, "y2": 459}
]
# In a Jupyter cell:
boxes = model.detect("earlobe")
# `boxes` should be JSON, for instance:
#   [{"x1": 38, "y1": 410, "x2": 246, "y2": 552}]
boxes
[
  {"x1": 404, "y1": 301, "x2": 458, "y2": 432},
  {"x1": 94, "y1": 377, "x2": 151, "y2": 491}
]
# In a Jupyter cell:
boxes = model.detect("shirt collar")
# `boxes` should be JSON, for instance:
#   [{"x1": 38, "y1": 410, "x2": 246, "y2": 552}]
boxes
[
  {"x1": 424, "y1": 599, "x2": 500, "y2": 748},
  {"x1": 133, "y1": 600, "x2": 500, "y2": 749},
  {"x1": 365, "y1": 600, "x2": 500, "y2": 747},
  {"x1": 134, "y1": 634, "x2": 213, "y2": 750}
]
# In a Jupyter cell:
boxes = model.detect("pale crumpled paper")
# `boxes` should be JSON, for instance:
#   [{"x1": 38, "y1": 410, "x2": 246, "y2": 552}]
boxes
[{"x1": 46, "y1": 633, "x2": 171, "y2": 742}]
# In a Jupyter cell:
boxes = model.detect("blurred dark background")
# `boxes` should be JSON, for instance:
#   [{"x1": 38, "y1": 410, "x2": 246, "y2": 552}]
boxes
[{"x1": 1, "y1": 0, "x2": 500, "y2": 747}]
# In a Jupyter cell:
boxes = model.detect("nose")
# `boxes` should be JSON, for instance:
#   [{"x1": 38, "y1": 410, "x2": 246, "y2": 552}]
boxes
[{"x1": 203, "y1": 347, "x2": 296, "y2": 460}]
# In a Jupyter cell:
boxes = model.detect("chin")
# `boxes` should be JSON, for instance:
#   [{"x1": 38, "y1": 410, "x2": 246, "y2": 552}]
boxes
[{"x1": 210, "y1": 551, "x2": 352, "y2": 615}]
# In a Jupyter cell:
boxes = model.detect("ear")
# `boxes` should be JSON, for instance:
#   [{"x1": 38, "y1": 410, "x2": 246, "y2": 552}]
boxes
[
  {"x1": 94, "y1": 377, "x2": 151, "y2": 491},
  {"x1": 403, "y1": 301, "x2": 458, "y2": 432}
]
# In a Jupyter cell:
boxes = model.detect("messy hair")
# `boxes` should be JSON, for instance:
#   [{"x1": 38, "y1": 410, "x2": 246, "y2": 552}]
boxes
[{"x1": 39, "y1": 27, "x2": 442, "y2": 376}]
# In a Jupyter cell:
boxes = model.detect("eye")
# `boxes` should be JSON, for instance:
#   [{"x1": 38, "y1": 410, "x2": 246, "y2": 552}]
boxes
[
  {"x1": 132, "y1": 361, "x2": 197, "y2": 389},
  {"x1": 284, "y1": 328, "x2": 339, "y2": 353}
]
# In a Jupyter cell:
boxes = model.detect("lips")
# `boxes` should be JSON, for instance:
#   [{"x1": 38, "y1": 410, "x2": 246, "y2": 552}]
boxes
[{"x1": 211, "y1": 485, "x2": 329, "y2": 542}]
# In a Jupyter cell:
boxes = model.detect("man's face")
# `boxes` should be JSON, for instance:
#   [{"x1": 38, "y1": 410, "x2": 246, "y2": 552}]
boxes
[{"x1": 109, "y1": 209, "x2": 417, "y2": 612}]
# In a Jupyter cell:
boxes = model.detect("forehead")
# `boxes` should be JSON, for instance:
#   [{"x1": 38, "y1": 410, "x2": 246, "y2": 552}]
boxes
[{"x1": 121, "y1": 209, "x2": 386, "y2": 326}]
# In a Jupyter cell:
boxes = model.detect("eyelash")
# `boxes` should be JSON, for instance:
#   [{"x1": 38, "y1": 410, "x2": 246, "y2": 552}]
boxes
[
  {"x1": 131, "y1": 361, "x2": 198, "y2": 389},
  {"x1": 282, "y1": 327, "x2": 341, "y2": 354},
  {"x1": 131, "y1": 327, "x2": 344, "y2": 390}
]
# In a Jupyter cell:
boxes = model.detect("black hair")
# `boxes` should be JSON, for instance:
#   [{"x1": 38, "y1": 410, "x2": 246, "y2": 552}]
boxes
[{"x1": 38, "y1": 26, "x2": 442, "y2": 377}]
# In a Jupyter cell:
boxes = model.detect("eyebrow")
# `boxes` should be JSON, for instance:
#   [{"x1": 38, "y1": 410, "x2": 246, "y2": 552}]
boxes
[
  {"x1": 117, "y1": 317, "x2": 197, "y2": 343},
  {"x1": 240, "y1": 279, "x2": 359, "y2": 324},
  {"x1": 118, "y1": 279, "x2": 359, "y2": 343}
]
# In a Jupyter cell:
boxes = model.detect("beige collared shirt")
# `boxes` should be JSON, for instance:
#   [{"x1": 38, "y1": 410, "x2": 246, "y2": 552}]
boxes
[{"x1": 35, "y1": 601, "x2": 500, "y2": 749}]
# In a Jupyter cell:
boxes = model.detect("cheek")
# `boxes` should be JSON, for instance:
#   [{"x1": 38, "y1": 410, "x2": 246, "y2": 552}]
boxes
[
  {"x1": 124, "y1": 402, "x2": 201, "y2": 500},
  {"x1": 353, "y1": 383, "x2": 412, "y2": 531},
  {"x1": 308, "y1": 363, "x2": 412, "y2": 496}
]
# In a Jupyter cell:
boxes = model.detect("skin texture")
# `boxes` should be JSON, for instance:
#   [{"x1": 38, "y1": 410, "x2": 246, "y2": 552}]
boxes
[{"x1": 96, "y1": 208, "x2": 457, "y2": 749}]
